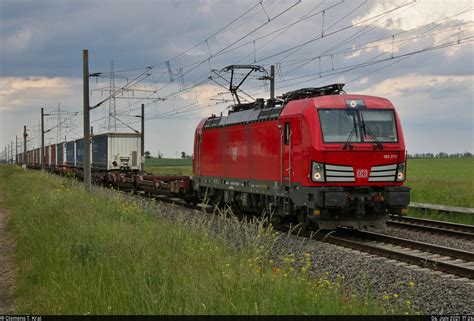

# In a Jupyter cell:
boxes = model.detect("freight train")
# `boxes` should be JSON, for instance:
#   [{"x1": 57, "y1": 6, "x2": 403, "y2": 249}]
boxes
[{"x1": 17, "y1": 82, "x2": 410, "y2": 230}]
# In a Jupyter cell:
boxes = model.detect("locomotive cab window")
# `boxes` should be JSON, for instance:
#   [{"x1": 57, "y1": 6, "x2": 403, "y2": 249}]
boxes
[
  {"x1": 318, "y1": 109, "x2": 398, "y2": 143},
  {"x1": 284, "y1": 122, "x2": 290, "y2": 145},
  {"x1": 360, "y1": 110, "x2": 398, "y2": 143},
  {"x1": 319, "y1": 109, "x2": 360, "y2": 143}
]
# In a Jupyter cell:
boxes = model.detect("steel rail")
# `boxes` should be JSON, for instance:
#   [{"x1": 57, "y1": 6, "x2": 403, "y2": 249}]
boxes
[
  {"x1": 344, "y1": 229, "x2": 474, "y2": 262},
  {"x1": 317, "y1": 230, "x2": 474, "y2": 279},
  {"x1": 388, "y1": 215, "x2": 474, "y2": 239}
]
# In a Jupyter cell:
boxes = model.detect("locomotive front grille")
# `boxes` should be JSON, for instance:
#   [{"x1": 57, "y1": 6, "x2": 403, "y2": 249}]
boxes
[
  {"x1": 368, "y1": 164, "x2": 397, "y2": 182},
  {"x1": 325, "y1": 164, "x2": 355, "y2": 182}
]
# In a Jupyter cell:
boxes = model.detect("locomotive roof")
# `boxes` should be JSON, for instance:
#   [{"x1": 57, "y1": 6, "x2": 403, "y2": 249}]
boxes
[{"x1": 201, "y1": 93, "x2": 394, "y2": 130}]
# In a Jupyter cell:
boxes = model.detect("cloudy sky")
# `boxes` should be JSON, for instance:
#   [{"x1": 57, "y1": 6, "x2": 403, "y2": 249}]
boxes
[{"x1": 1, "y1": 0, "x2": 473, "y2": 158}]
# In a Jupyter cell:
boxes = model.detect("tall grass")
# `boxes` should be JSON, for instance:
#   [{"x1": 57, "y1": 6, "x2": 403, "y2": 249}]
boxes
[{"x1": 0, "y1": 166, "x2": 394, "y2": 315}]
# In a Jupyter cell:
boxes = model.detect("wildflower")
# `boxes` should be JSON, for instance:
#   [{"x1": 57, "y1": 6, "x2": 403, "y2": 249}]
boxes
[
  {"x1": 304, "y1": 253, "x2": 311, "y2": 258},
  {"x1": 405, "y1": 300, "x2": 411, "y2": 306},
  {"x1": 408, "y1": 281, "x2": 415, "y2": 288},
  {"x1": 283, "y1": 273, "x2": 288, "y2": 277},
  {"x1": 301, "y1": 267, "x2": 307, "y2": 272},
  {"x1": 393, "y1": 293, "x2": 399, "y2": 299},
  {"x1": 383, "y1": 295, "x2": 390, "y2": 300},
  {"x1": 225, "y1": 263, "x2": 230, "y2": 267}
]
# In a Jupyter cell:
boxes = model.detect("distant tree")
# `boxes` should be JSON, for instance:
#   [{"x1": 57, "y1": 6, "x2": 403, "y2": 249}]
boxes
[
  {"x1": 157, "y1": 151, "x2": 163, "y2": 159},
  {"x1": 144, "y1": 151, "x2": 151, "y2": 159},
  {"x1": 181, "y1": 151, "x2": 186, "y2": 159},
  {"x1": 464, "y1": 152, "x2": 472, "y2": 158}
]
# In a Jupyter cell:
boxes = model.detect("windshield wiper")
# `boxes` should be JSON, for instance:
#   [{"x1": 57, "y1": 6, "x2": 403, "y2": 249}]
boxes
[
  {"x1": 360, "y1": 113, "x2": 383, "y2": 150},
  {"x1": 343, "y1": 117, "x2": 357, "y2": 150}
]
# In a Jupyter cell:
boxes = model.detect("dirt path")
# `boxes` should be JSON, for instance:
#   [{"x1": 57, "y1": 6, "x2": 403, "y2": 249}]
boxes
[{"x1": 0, "y1": 192, "x2": 14, "y2": 314}]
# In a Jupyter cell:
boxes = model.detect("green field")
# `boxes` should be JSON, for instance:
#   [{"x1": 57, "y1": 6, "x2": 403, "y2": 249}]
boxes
[
  {"x1": 405, "y1": 158, "x2": 474, "y2": 224},
  {"x1": 145, "y1": 158, "x2": 193, "y2": 176},
  {"x1": 406, "y1": 158, "x2": 474, "y2": 208},
  {"x1": 0, "y1": 166, "x2": 401, "y2": 315}
]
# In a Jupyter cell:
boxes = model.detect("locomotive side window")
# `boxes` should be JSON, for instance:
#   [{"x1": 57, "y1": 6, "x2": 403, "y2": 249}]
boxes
[{"x1": 284, "y1": 122, "x2": 290, "y2": 144}]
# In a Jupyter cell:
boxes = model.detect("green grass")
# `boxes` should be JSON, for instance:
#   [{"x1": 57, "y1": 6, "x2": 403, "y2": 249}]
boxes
[
  {"x1": 0, "y1": 166, "x2": 398, "y2": 315},
  {"x1": 406, "y1": 158, "x2": 474, "y2": 207},
  {"x1": 145, "y1": 158, "x2": 192, "y2": 166},
  {"x1": 145, "y1": 158, "x2": 193, "y2": 175},
  {"x1": 404, "y1": 158, "x2": 474, "y2": 224}
]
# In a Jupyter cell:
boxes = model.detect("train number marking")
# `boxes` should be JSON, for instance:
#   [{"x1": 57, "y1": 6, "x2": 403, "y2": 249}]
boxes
[
  {"x1": 383, "y1": 154, "x2": 398, "y2": 159},
  {"x1": 357, "y1": 169, "x2": 368, "y2": 178}
]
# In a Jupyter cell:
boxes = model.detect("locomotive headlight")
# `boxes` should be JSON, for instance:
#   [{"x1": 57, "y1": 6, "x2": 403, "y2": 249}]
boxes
[
  {"x1": 396, "y1": 163, "x2": 405, "y2": 181},
  {"x1": 311, "y1": 162, "x2": 325, "y2": 182}
]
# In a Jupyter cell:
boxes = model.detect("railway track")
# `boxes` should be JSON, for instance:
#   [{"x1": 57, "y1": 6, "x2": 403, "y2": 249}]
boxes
[
  {"x1": 387, "y1": 215, "x2": 474, "y2": 240},
  {"x1": 318, "y1": 229, "x2": 474, "y2": 279}
]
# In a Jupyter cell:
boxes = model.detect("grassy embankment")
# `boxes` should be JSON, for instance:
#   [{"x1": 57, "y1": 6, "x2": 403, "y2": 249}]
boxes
[
  {"x1": 145, "y1": 158, "x2": 474, "y2": 224},
  {"x1": 0, "y1": 166, "x2": 399, "y2": 315}
]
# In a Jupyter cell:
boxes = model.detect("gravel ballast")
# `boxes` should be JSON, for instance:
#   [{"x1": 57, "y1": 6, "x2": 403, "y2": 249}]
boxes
[{"x1": 270, "y1": 233, "x2": 474, "y2": 315}]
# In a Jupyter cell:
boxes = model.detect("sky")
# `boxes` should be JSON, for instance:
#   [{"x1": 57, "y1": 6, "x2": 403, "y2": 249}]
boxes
[{"x1": 1, "y1": 0, "x2": 473, "y2": 158}]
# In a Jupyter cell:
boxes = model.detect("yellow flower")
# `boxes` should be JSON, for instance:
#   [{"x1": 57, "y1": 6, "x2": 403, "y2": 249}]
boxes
[
  {"x1": 393, "y1": 293, "x2": 399, "y2": 299},
  {"x1": 304, "y1": 253, "x2": 311, "y2": 258},
  {"x1": 408, "y1": 281, "x2": 415, "y2": 288},
  {"x1": 225, "y1": 263, "x2": 230, "y2": 267},
  {"x1": 405, "y1": 300, "x2": 411, "y2": 306},
  {"x1": 383, "y1": 295, "x2": 390, "y2": 300}
]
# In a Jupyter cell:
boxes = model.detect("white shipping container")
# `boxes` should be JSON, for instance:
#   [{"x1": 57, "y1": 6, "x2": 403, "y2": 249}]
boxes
[{"x1": 92, "y1": 133, "x2": 141, "y2": 171}]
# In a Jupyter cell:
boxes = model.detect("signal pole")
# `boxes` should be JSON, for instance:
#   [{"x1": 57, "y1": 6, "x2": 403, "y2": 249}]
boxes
[
  {"x1": 10, "y1": 141, "x2": 13, "y2": 164},
  {"x1": 41, "y1": 107, "x2": 45, "y2": 170},
  {"x1": 15, "y1": 135, "x2": 18, "y2": 164},
  {"x1": 23, "y1": 125, "x2": 27, "y2": 164},
  {"x1": 141, "y1": 103, "x2": 145, "y2": 172},
  {"x1": 83, "y1": 49, "x2": 91, "y2": 191}
]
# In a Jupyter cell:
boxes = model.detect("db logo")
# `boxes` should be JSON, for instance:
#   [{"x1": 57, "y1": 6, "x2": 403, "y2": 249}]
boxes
[{"x1": 357, "y1": 169, "x2": 368, "y2": 178}]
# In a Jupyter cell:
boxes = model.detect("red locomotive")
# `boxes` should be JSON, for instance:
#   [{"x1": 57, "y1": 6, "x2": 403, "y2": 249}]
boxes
[
  {"x1": 17, "y1": 65, "x2": 410, "y2": 230},
  {"x1": 192, "y1": 81, "x2": 410, "y2": 229}
]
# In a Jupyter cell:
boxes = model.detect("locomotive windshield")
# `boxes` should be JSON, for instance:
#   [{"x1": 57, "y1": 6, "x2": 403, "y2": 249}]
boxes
[{"x1": 318, "y1": 109, "x2": 397, "y2": 143}]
